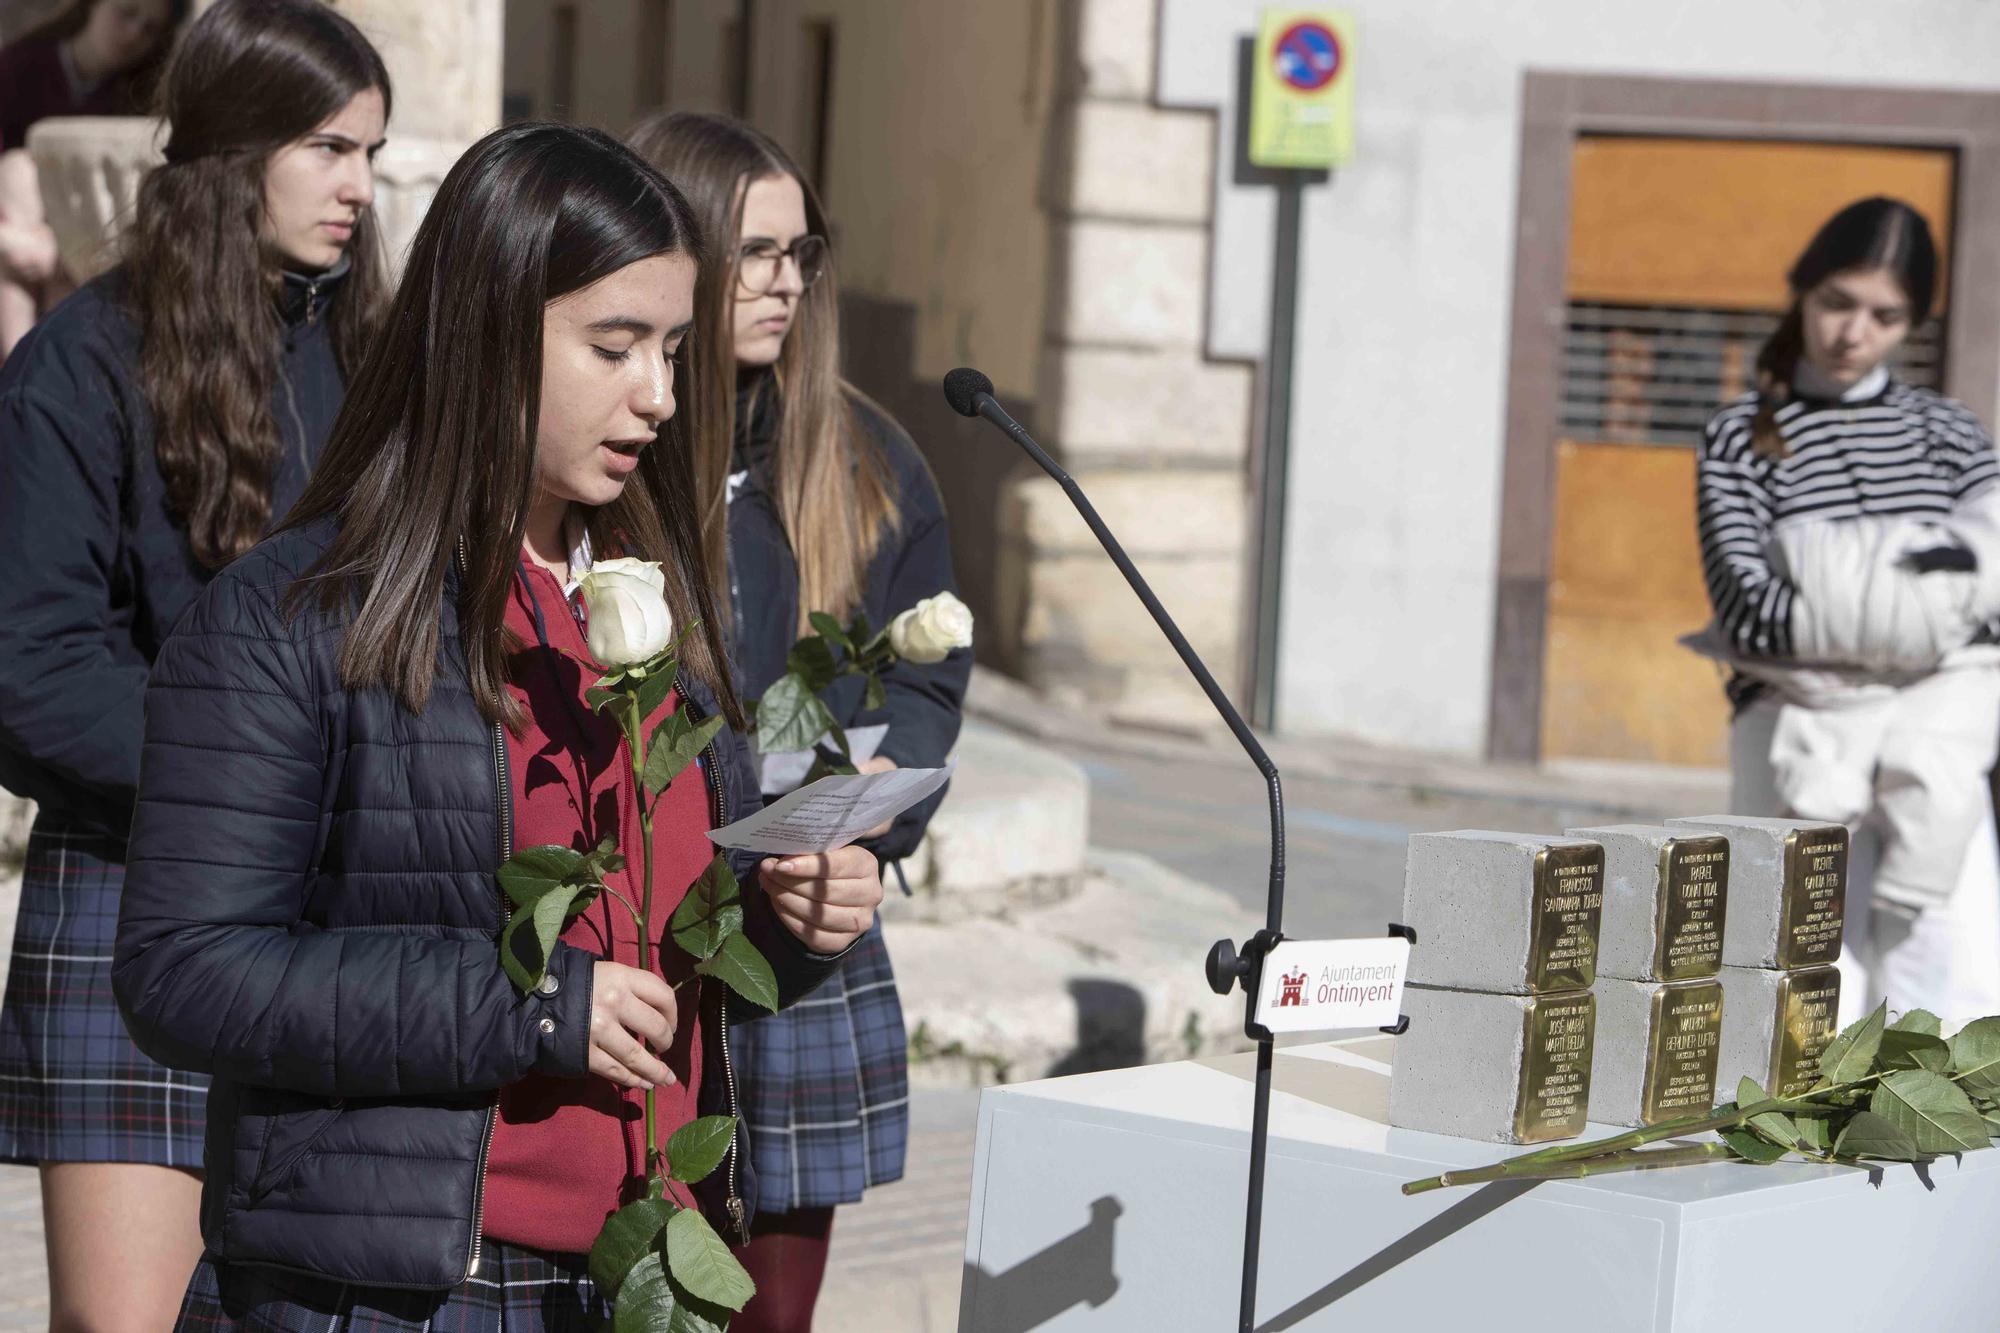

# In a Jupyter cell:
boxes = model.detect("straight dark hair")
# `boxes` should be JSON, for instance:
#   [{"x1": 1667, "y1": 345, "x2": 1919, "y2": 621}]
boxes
[
  {"x1": 128, "y1": 0, "x2": 391, "y2": 568},
  {"x1": 1751, "y1": 196, "x2": 1939, "y2": 456},
  {"x1": 15, "y1": 0, "x2": 190, "y2": 103},
  {"x1": 283, "y1": 121, "x2": 742, "y2": 733},
  {"x1": 626, "y1": 110, "x2": 899, "y2": 636}
]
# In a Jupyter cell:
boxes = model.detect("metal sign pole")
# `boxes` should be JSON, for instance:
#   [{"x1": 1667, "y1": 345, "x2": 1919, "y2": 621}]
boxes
[{"x1": 1252, "y1": 172, "x2": 1305, "y2": 728}]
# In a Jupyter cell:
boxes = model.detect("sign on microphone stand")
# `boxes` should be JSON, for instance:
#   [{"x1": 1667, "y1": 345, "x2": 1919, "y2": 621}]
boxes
[{"x1": 1251, "y1": 933, "x2": 1410, "y2": 1036}]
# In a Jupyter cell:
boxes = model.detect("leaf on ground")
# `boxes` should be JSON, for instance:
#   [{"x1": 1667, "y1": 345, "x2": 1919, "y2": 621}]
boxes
[
  {"x1": 1891, "y1": 1009, "x2": 1943, "y2": 1036},
  {"x1": 1721, "y1": 1127, "x2": 1790, "y2": 1164},
  {"x1": 665, "y1": 1208, "x2": 758, "y2": 1312},
  {"x1": 666, "y1": 1115, "x2": 737, "y2": 1185},
  {"x1": 695, "y1": 931, "x2": 779, "y2": 1012},
  {"x1": 611, "y1": 1251, "x2": 678, "y2": 1332},
  {"x1": 1950, "y1": 1016, "x2": 2000, "y2": 1099},
  {"x1": 1879, "y1": 1029, "x2": 1952, "y2": 1074},
  {"x1": 1818, "y1": 1002, "x2": 1888, "y2": 1085},
  {"x1": 589, "y1": 1197, "x2": 678, "y2": 1295},
  {"x1": 1833, "y1": 1110, "x2": 1926, "y2": 1162},
  {"x1": 669, "y1": 855, "x2": 743, "y2": 962},
  {"x1": 1870, "y1": 1070, "x2": 1989, "y2": 1154}
]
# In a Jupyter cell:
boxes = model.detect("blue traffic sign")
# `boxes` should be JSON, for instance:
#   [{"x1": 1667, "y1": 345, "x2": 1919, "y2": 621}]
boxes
[{"x1": 1273, "y1": 20, "x2": 1341, "y2": 92}]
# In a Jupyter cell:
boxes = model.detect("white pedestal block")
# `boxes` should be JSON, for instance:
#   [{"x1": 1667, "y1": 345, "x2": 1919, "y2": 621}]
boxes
[
  {"x1": 1401, "y1": 830, "x2": 1604, "y2": 993},
  {"x1": 961, "y1": 1037, "x2": 2000, "y2": 1332}
]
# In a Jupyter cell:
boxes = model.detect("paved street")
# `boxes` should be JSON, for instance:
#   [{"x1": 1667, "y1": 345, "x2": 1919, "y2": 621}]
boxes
[{"x1": 0, "y1": 709, "x2": 1726, "y2": 1326}]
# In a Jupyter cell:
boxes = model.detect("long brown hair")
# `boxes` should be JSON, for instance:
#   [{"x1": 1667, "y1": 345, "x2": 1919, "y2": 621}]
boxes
[
  {"x1": 1751, "y1": 196, "x2": 1939, "y2": 457},
  {"x1": 626, "y1": 110, "x2": 899, "y2": 635},
  {"x1": 283, "y1": 121, "x2": 742, "y2": 732},
  {"x1": 15, "y1": 0, "x2": 189, "y2": 104},
  {"x1": 126, "y1": 0, "x2": 390, "y2": 569}
]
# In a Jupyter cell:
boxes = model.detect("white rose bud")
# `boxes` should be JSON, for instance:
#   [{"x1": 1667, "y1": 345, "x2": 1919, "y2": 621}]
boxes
[
  {"x1": 578, "y1": 558, "x2": 674, "y2": 667},
  {"x1": 887, "y1": 591, "x2": 974, "y2": 666}
]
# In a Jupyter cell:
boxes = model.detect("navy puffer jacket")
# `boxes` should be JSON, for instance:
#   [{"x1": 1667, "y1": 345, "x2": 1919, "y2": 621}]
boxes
[{"x1": 112, "y1": 516, "x2": 841, "y2": 1288}]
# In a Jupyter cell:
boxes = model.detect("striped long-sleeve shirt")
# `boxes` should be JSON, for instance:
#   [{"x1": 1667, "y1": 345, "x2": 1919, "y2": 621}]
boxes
[{"x1": 1696, "y1": 379, "x2": 2000, "y2": 660}]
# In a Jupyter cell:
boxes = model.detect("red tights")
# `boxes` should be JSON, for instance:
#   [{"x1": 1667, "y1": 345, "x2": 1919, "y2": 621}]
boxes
[{"x1": 729, "y1": 1206, "x2": 835, "y2": 1333}]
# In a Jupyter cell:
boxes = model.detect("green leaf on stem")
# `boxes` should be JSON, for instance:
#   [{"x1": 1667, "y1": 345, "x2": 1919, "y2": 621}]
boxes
[
  {"x1": 851, "y1": 610, "x2": 875, "y2": 650},
  {"x1": 499, "y1": 880, "x2": 600, "y2": 995},
  {"x1": 1796, "y1": 1114, "x2": 1833, "y2": 1154},
  {"x1": 863, "y1": 671, "x2": 886, "y2": 713},
  {"x1": 586, "y1": 685, "x2": 624, "y2": 716},
  {"x1": 1720, "y1": 1126, "x2": 1790, "y2": 1164},
  {"x1": 1817, "y1": 1002, "x2": 1888, "y2": 1086},
  {"x1": 634, "y1": 659, "x2": 681, "y2": 725},
  {"x1": 1950, "y1": 1016, "x2": 2000, "y2": 1099},
  {"x1": 696, "y1": 931, "x2": 779, "y2": 1012},
  {"x1": 1891, "y1": 1009, "x2": 1944, "y2": 1036},
  {"x1": 1879, "y1": 1029, "x2": 1952, "y2": 1073},
  {"x1": 669, "y1": 856, "x2": 743, "y2": 962},
  {"x1": 644, "y1": 709, "x2": 725, "y2": 795},
  {"x1": 808, "y1": 612, "x2": 851, "y2": 654},
  {"x1": 665, "y1": 1115, "x2": 738, "y2": 1184},
  {"x1": 1869, "y1": 1070, "x2": 1989, "y2": 1154},
  {"x1": 787, "y1": 636, "x2": 839, "y2": 694},
  {"x1": 497, "y1": 845, "x2": 588, "y2": 910},
  {"x1": 755, "y1": 674, "x2": 838, "y2": 754},
  {"x1": 611, "y1": 1251, "x2": 679, "y2": 1332},
  {"x1": 589, "y1": 1196, "x2": 678, "y2": 1295},
  {"x1": 665, "y1": 1208, "x2": 758, "y2": 1311},
  {"x1": 1832, "y1": 1110, "x2": 1926, "y2": 1161}
]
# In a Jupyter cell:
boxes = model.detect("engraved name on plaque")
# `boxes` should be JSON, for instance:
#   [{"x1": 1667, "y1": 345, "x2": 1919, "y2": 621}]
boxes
[
  {"x1": 1640, "y1": 980, "x2": 1724, "y2": 1124},
  {"x1": 1655, "y1": 837, "x2": 1728, "y2": 981},
  {"x1": 1531, "y1": 844, "x2": 1605, "y2": 993},
  {"x1": 1514, "y1": 991, "x2": 1595, "y2": 1143},
  {"x1": 1769, "y1": 966, "x2": 1842, "y2": 1098},
  {"x1": 1778, "y1": 827, "x2": 1847, "y2": 969}
]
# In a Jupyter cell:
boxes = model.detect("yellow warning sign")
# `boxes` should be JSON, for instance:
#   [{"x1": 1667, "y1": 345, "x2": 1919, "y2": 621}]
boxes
[{"x1": 1248, "y1": 9, "x2": 1355, "y2": 169}]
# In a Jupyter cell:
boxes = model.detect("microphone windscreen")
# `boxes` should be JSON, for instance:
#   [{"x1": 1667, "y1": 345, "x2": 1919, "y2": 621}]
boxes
[{"x1": 943, "y1": 367, "x2": 995, "y2": 418}]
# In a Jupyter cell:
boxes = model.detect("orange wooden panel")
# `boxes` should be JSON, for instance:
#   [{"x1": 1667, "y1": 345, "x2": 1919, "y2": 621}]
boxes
[
  {"x1": 1542, "y1": 441, "x2": 1729, "y2": 766},
  {"x1": 1567, "y1": 137, "x2": 1955, "y2": 310}
]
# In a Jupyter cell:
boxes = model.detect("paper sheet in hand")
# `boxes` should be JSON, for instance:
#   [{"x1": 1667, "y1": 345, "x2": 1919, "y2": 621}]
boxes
[
  {"x1": 710, "y1": 761, "x2": 954, "y2": 855},
  {"x1": 753, "y1": 723, "x2": 889, "y2": 797}
]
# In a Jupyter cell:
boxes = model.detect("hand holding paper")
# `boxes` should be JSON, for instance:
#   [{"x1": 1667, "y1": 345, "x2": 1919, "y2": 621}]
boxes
[
  {"x1": 758, "y1": 844, "x2": 883, "y2": 955},
  {"x1": 710, "y1": 762, "x2": 955, "y2": 856}
]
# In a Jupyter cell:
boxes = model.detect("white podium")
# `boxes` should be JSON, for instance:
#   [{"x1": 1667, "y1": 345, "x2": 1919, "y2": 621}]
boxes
[{"x1": 958, "y1": 1036, "x2": 2000, "y2": 1331}]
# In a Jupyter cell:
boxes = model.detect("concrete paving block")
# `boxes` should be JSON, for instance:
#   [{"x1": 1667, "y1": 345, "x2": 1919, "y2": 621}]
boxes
[
  {"x1": 1389, "y1": 986, "x2": 1595, "y2": 1144},
  {"x1": 1666, "y1": 817, "x2": 1848, "y2": 969},
  {"x1": 1716, "y1": 965, "x2": 1843, "y2": 1100},
  {"x1": 1568, "y1": 824, "x2": 1728, "y2": 982},
  {"x1": 1588, "y1": 977, "x2": 1725, "y2": 1128},
  {"x1": 1401, "y1": 831, "x2": 1604, "y2": 994}
]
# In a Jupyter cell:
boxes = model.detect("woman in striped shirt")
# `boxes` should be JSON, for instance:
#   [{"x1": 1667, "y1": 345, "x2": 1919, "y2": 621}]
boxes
[{"x1": 1693, "y1": 196, "x2": 2000, "y2": 1026}]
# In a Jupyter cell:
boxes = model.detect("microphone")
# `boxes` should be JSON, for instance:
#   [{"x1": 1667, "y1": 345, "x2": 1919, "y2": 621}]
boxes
[{"x1": 945, "y1": 367, "x2": 1286, "y2": 1333}]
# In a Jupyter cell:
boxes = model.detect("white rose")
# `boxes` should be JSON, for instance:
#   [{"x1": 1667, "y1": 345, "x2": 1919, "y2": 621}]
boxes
[
  {"x1": 888, "y1": 592, "x2": 974, "y2": 665},
  {"x1": 578, "y1": 558, "x2": 673, "y2": 667}
]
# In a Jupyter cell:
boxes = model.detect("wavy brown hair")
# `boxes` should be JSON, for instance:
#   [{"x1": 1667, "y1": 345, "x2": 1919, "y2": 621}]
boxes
[
  {"x1": 283, "y1": 122, "x2": 741, "y2": 733},
  {"x1": 626, "y1": 110, "x2": 899, "y2": 635},
  {"x1": 126, "y1": 0, "x2": 389, "y2": 569}
]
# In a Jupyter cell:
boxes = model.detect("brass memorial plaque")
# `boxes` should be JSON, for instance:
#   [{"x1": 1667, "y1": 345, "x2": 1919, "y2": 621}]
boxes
[
  {"x1": 1768, "y1": 966, "x2": 1842, "y2": 1098},
  {"x1": 1513, "y1": 991, "x2": 1595, "y2": 1143},
  {"x1": 1654, "y1": 836, "x2": 1729, "y2": 980},
  {"x1": 1529, "y1": 844, "x2": 1604, "y2": 992},
  {"x1": 1777, "y1": 826, "x2": 1847, "y2": 968},
  {"x1": 1640, "y1": 980, "x2": 1724, "y2": 1125}
]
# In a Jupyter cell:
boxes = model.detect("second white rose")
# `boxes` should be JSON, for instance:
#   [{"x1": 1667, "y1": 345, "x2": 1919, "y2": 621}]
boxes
[
  {"x1": 888, "y1": 591, "x2": 974, "y2": 665},
  {"x1": 579, "y1": 558, "x2": 674, "y2": 667}
]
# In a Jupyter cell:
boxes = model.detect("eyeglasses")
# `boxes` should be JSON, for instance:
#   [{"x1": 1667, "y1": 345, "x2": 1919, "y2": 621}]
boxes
[{"x1": 736, "y1": 235, "x2": 828, "y2": 296}]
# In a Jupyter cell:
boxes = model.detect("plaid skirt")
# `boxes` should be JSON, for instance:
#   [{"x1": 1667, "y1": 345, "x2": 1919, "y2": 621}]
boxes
[
  {"x1": 0, "y1": 815, "x2": 208, "y2": 1166},
  {"x1": 728, "y1": 921, "x2": 908, "y2": 1213},
  {"x1": 175, "y1": 1244, "x2": 607, "y2": 1332}
]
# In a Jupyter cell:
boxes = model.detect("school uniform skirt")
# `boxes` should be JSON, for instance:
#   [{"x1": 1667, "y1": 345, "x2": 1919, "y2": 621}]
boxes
[
  {"x1": 175, "y1": 1245, "x2": 607, "y2": 1332},
  {"x1": 0, "y1": 814, "x2": 208, "y2": 1166}
]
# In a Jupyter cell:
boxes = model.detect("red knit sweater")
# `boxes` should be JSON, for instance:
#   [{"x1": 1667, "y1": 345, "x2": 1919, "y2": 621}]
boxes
[{"x1": 480, "y1": 561, "x2": 713, "y2": 1253}]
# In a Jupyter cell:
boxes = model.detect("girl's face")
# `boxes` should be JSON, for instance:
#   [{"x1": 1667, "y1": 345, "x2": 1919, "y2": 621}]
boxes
[
  {"x1": 534, "y1": 252, "x2": 697, "y2": 512},
  {"x1": 1799, "y1": 265, "x2": 1915, "y2": 388},
  {"x1": 74, "y1": 0, "x2": 173, "y2": 77},
  {"x1": 260, "y1": 88, "x2": 386, "y2": 273},
  {"x1": 731, "y1": 172, "x2": 810, "y2": 368}
]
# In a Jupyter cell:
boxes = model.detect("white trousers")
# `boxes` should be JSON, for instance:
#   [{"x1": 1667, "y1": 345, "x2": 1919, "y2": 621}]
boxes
[{"x1": 1732, "y1": 680, "x2": 2000, "y2": 1029}]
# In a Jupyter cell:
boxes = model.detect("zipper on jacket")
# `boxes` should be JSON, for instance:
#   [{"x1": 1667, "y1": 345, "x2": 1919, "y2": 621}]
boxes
[{"x1": 682, "y1": 694, "x2": 748, "y2": 1239}]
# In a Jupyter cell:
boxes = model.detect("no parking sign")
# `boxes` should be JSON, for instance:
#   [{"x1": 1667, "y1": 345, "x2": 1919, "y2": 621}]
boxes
[{"x1": 1249, "y1": 8, "x2": 1355, "y2": 168}]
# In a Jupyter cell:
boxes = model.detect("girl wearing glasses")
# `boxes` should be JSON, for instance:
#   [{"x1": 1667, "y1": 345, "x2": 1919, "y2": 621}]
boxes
[{"x1": 628, "y1": 110, "x2": 969, "y2": 1332}]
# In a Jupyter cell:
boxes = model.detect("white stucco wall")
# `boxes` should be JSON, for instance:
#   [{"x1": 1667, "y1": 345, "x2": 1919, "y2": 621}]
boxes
[{"x1": 1158, "y1": 0, "x2": 2000, "y2": 755}]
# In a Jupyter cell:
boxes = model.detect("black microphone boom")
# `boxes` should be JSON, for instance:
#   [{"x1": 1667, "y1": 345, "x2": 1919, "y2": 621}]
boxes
[{"x1": 944, "y1": 367, "x2": 1286, "y2": 1333}]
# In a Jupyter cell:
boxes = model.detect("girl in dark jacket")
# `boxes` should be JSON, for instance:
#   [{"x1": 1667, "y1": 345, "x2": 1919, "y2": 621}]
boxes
[
  {"x1": 113, "y1": 121, "x2": 883, "y2": 1330},
  {"x1": 0, "y1": 1, "x2": 388, "y2": 1324},
  {"x1": 628, "y1": 111, "x2": 970, "y2": 1331}
]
